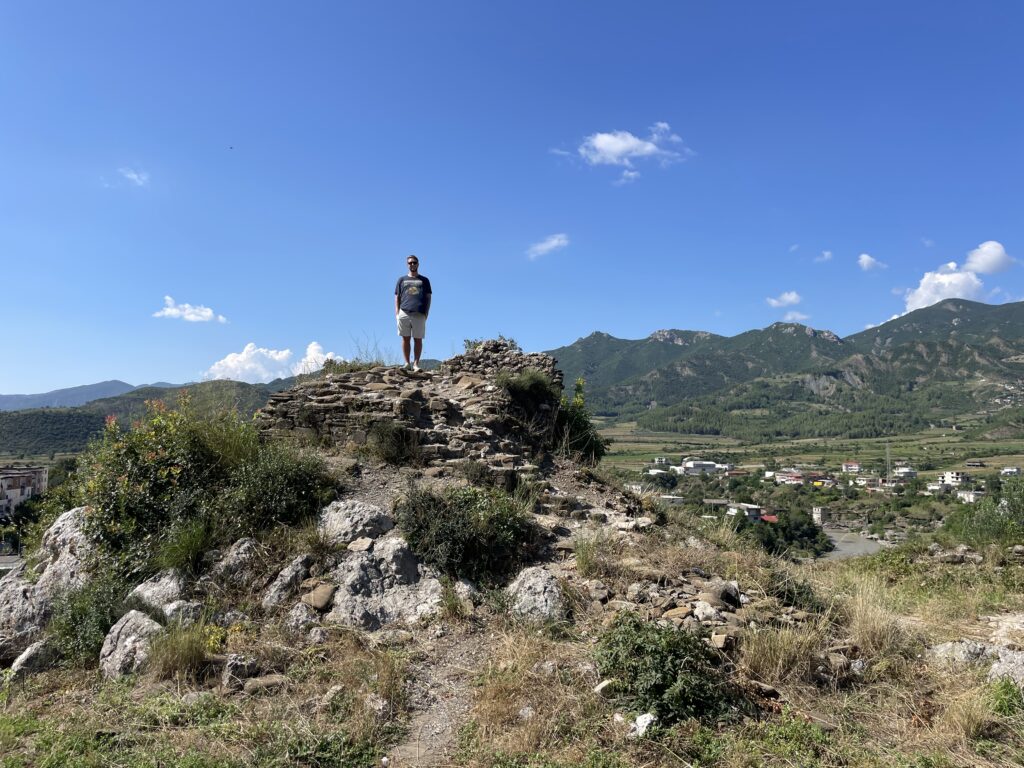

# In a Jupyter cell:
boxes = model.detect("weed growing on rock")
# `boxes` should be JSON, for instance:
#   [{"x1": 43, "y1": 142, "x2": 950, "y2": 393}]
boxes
[
  {"x1": 395, "y1": 485, "x2": 538, "y2": 585},
  {"x1": 554, "y1": 378, "x2": 608, "y2": 465},
  {"x1": 594, "y1": 612, "x2": 740, "y2": 724},
  {"x1": 364, "y1": 419, "x2": 421, "y2": 465},
  {"x1": 153, "y1": 517, "x2": 215, "y2": 576},
  {"x1": 48, "y1": 566, "x2": 134, "y2": 667},
  {"x1": 148, "y1": 622, "x2": 210, "y2": 682}
]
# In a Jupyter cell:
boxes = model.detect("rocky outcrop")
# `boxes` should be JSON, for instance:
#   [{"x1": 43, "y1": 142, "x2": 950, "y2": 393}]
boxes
[
  {"x1": 262, "y1": 554, "x2": 314, "y2": 610},
  {"x1": 0, "y1": 508, "x2": 91, "y2": 664},
  {"x1": 207, "y1": 538, "x2": 265, "y2": 591},
  {"x1": 255, "y1": 340, "x2": 562, "y2": 467},
  {"x1": 319, "y1": 501, "x2": 394, "y2": 547},
  {"x1": 507, "y1": 567, "x2": 567, "y2": 622},
  {"x1": 128, "y1": 569, "x2": 185, "y2": 616},
  {"x1": 323, "y1": 536, "x2": 443, "y2": 630},
  {"x1": 99, "y1": 610, "x2": 163, "y2": 679}
]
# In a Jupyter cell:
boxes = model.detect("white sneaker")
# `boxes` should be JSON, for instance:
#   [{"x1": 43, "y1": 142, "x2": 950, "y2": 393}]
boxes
[
  {"x1": 412, "y1": 363, "x2": 421, "y2": 373},
  {"x1": 402, "y1": 362, "x2": 412, "y2": 371}
]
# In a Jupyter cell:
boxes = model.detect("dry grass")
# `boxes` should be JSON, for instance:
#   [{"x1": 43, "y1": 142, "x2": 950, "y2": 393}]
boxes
[
  {"x1": 741, "y1": 620, "x2": 830, "y2": 686},
  {"x1": 462, "y1": 629, "x2": 612, "y2": 765},
  {"x1": 147, "y1": 622, "x2": 212, "y2": 682}
]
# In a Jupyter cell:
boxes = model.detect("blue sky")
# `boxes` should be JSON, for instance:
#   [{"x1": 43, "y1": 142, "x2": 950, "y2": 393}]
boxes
[{"x1": 3, "y1": 2, "x2": 1023, "y2": 392}]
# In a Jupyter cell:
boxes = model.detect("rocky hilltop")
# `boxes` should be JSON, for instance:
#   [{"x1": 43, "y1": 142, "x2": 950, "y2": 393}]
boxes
[
  {"x1": 3, "y1": 340, "x2": 1024, "y2": 767},
  {"x1": 256, "y1": 339, "x2": 563, "y2": 468}
]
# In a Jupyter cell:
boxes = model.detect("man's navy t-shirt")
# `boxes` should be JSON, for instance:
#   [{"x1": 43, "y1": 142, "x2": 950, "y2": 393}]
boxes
[{"x1": 395, "y1": 275, "x2": 432, "y2": 314}]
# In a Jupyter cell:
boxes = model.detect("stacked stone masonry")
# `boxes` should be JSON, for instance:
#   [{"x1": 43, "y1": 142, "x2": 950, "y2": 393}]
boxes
[{"x1": 255, "y1": 340, "x2": 564, "y2": 469}]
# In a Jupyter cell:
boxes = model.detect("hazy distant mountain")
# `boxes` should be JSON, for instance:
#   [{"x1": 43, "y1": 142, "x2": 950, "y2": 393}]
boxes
[
  {"x1": 0, "y1": 380, "x2": 137, "y2": 411},
  {"x1": 0, "y1": 379, "x2": 296, "y2": 456}
]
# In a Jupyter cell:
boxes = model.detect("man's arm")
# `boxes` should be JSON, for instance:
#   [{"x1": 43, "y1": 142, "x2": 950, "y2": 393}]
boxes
[
  {"x1": 395, "y1": 279, "x2": 401, "y2": 315},
  {"x1": 423, "y1": 278, "x2": 432, "y2": 318}
]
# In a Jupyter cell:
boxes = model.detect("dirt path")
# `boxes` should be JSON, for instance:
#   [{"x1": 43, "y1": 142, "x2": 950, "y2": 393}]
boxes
[{"x1": 388, "y1": 627, "x2": 488, "y2": 768}]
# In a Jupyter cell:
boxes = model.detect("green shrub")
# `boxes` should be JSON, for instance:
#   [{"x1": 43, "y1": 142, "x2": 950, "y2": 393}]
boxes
[
  {"x1": 461, "y1": 460, "x2": 496, "y2": 488},
  {"x1": 153, "y1": 517, "x2": 215, "y2": 576},
  {"x1": 594, "y1": 612, "x2": 740, "y2": 724},
  {"x1": 942, "y1": 482, "x2": 1024, "y2": 546},
  {"x1": 48, "y1": 567, "x2": 134, "y2": 666},
  {"x1": 364, "y1": 419, "x2": 421, "y2": 465},
  {"x1": 36, "y1": 400, "x2": 340, "y2": 575},
  {"x1": 496, "y1": 369, "x2": 560, "y2": 414},
  {"x1": 989, "y1": 677, "x2": 1024, "y2": 716},
  {"x1": 395, "y1": 485, "x2": 537, "y2": 585},
  {"x1": 555, "y1": 378, "x2": 608, "y2": 465}
]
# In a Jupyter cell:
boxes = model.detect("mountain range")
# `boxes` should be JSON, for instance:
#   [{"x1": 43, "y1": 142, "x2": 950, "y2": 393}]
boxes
[
  {"x1": 546, "y1": 298, "x2": 1024, "y2": 440},
  {"x1": 5, "y1": 298, "x2": 1024, "y2": 455}
]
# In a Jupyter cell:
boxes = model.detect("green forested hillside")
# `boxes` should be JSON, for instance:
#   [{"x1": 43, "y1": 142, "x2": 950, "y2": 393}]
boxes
[
  {"x1": 547, "y1": 299, "x2": 1024, "y2": 438},
  {"x1": 0, "y1": 379, "x2": 293, "y2": 456}
]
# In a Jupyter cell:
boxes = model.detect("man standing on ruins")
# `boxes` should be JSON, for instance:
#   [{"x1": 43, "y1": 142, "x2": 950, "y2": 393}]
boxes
[{"x1": 395, "y1": 254, "x2": 431, "y2": 372}]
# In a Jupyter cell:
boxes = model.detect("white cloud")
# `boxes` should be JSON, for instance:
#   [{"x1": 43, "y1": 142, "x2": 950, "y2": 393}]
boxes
[
  {"x1": 783, "y1": 310, "x2": 810, "y2": 322},
  {"x1": 203, "y1": 340, "x2": 341, "y2": 383},
  {"x1": 921, "y1": 237, "x2": 935, "y2": 248},
  {"x1": 291, "y1": 341, "x2": 338, "y2": 375},
  {"x1": 904, "y1": 261, "x2": 984, "y2": 312},
  {"x1": 118, "y1": 167, "x2": 149, "y2": 187},
  {"x1": 614, "y1": 169, "x2": 641, "y2": 185},
  {"x1": 900, "y1": 241, "x2": 1013, "y2": 314},
  {"x1": 814, "y1": 250, "x2": 833, "y2": 263},
  {"x1": 766, "y1": 290, "x2": 801, "y2": 308},
  {"x1": 789, "y1": 244, "x2": 800, "y2": 253},
  {"x1": 153, "y1": 296, "x2": 227, "y2": 323},
  {"x1": 526, "y1": 233, "x2": 569, "y2": 260},
  {"x1": 858, "y1": 253, "x2": 886, "y2": 271},
  {"x1": 964, "y1": 240, "x2": 1013, "y2": 274},
  {"x1": 205, "y1": 343, "x2": 293, "y2": 383},
  {"x1": 576, "y1": 122, "x2": 691, "y2": 181}
]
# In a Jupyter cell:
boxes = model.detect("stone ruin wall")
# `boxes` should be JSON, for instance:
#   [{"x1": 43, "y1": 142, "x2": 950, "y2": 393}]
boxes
[{"x1": 254, "y1": 340, "x2": 565, "y2": 468}]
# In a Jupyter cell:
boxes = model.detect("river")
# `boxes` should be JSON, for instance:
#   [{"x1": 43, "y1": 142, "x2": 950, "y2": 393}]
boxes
[{"x1": 823, "y1": 528, "x2": 884, "y2": 559}]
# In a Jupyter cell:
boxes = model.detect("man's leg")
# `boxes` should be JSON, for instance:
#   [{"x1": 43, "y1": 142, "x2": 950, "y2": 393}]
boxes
[
  {"x1": 413, "y1": 338, "x2": 423, "y2": 365},
  {"x1": 401, "y1": 336, "x2": 412, "y2": 365}
]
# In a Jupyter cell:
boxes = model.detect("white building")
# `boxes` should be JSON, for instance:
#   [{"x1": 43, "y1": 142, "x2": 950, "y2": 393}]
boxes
[
  {"x1": 1000, "y1": 467, "x2": 1021, "y2": 477},
  {"x1": 812, "y1": 506, "x2": 830, "y2": 525},
  {"x1": 893, "y1": 467, "x2": 917, "y2": 480},
  {"x1": 673, "y1": 458, "x2": 719, "y2": 475},
  {"x1": 0, "y1": 466, "x2": 48, "y2": 519},
  {"x1": 842, "y1": 461, "x2": 861, "y2": 474},
  {"x1": 726, "y1": 502, "x2": 763, "y2": 520},
  {"x1": 956, "y1": 489, "x2": 986, "y2": 504},
  {"x1": 937, "y1": 471, "x2": 969, "y2": 487}
]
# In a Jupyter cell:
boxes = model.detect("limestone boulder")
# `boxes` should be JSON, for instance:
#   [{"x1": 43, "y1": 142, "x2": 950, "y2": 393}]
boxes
[
  {"x1": 99, "y1": 610, "x2": 163, "y2": 679},
  {"x1": 319, "y1": 501, "x2": 394, "y2": 547},
  {"x1": 989, "y1": 648, "x2": 1024, "y2": 691},
  {"x1": 0, "y1": 508, "x2": 91, "y2": 664},
  {"x1": 129, "y1": 569, "x2": 184, "y2": 615},
  {"x1": 930, "y1": 640, "x2": 999, "y2": 664},
  {"x1": 323, "y1": 537, "x2": 443, "y2": 630},
  {"x1": 0, "y1": 567, "x2": 42, "y2": 664},
  {"x1": 10, "y1": 639, "x2": 57, "y2": 680},
  {"x1": 507, "y1": 567, "x2": 567, "y2": 622},
  {"x1": 34, "y1": 508, "x2": 91, "y2": 599},
  {"x1": 209, "y1": 538, "x2": 264, "y2": 590},
  {"x1": 262, "y1": 553, "x2": 314, "y2": 610}
]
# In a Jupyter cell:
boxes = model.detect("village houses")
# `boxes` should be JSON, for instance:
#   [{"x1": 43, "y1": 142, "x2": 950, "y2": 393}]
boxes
[{"x1": 0, "y1": 466, "x2": 48, "y2": 521}]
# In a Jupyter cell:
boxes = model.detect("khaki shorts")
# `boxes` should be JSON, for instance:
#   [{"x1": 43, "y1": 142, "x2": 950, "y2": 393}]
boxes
[{"x1": 396, "y1": 310, "x2": 426, "y2": 339}]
